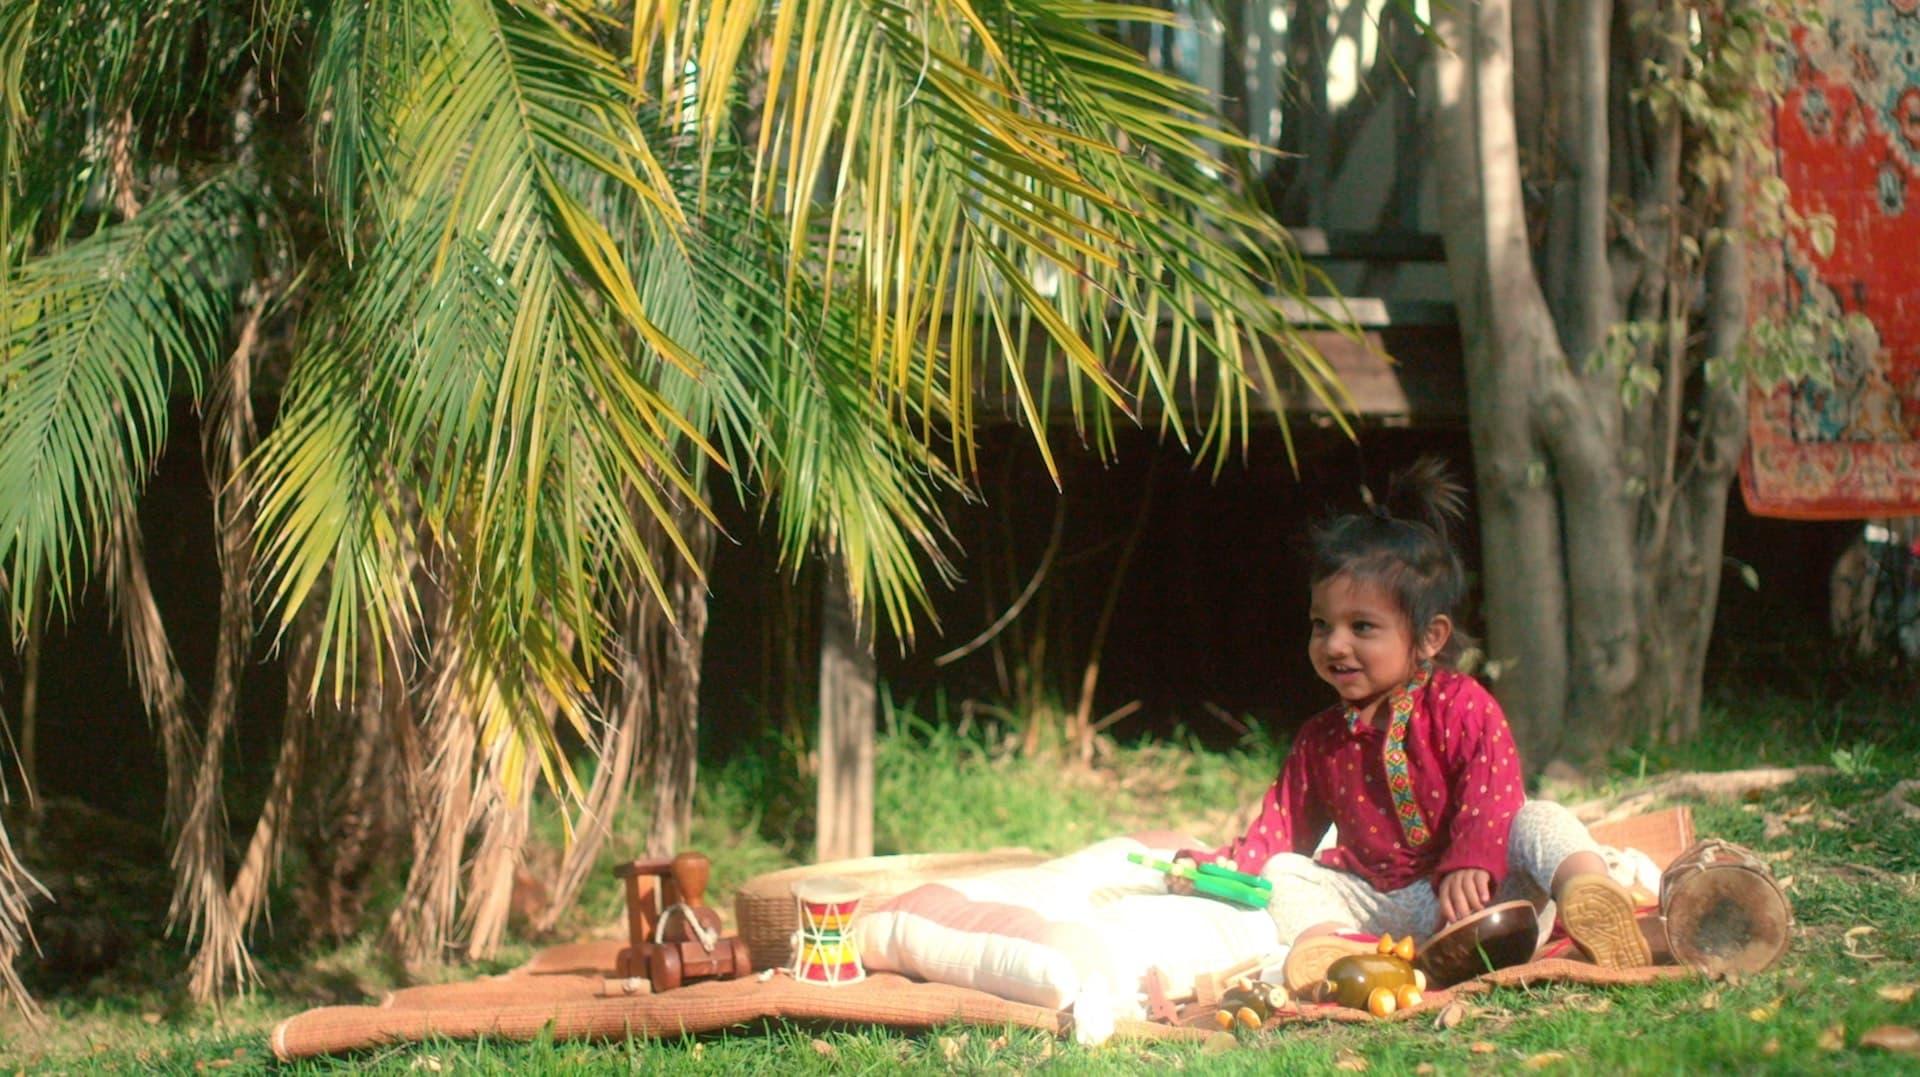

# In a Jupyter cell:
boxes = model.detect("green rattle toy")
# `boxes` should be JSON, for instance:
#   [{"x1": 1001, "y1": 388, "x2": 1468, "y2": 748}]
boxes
[{"x1": 1127, "y1": 853, "x2": 1272, "y2": 909}]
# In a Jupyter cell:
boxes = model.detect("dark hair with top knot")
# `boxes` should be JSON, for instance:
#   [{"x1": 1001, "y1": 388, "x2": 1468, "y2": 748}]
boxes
[{"x1": 1310, "y1": 457, "x2": 1470, "y2": 664}]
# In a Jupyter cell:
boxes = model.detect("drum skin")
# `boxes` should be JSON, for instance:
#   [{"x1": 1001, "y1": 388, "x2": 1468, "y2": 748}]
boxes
[{"x1": 1660, "y1": 840, "x2": 1792, "y2": 976}]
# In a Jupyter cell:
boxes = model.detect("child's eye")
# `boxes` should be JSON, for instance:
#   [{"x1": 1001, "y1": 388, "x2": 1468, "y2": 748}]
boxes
[
  {"x1": 1353, "y1": 621, "x2": 1374, "y2": 633},
  {"x1": 1309, "y1": 618, "x2": 1328, "y2": 633}
]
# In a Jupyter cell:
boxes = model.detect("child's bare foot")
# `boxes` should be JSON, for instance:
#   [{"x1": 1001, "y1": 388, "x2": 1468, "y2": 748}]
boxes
[{"x1": 1557, "y1": 875, "x2": 1653, "y2": 969}]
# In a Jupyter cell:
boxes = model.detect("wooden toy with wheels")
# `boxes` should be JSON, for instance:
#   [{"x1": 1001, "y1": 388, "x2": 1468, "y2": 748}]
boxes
[{"x1": 613, "y1": 851, "x2": 754, "y2": 990}]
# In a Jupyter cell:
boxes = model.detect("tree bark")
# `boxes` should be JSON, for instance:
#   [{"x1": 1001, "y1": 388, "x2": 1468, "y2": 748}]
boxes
[
  {"x1": 643, "y1": 506, "x2": 714, "y2": 858},
  {"x1": 1432, "y1": 0, "x2": 1573, "y2": 761},
  {"x1": 816, "y1": 561, "x2": 875, "y2": 862}
]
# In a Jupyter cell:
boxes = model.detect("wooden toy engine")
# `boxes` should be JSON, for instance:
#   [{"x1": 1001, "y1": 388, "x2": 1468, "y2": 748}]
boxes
[{"x1": 613, "y1": 851, "x2": 754, "y2": 990}]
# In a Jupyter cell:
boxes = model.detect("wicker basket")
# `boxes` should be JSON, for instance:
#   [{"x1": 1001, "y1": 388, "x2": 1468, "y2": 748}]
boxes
[{"x1": 733, "y1": 849, "x2": 1049, "y2": 971}]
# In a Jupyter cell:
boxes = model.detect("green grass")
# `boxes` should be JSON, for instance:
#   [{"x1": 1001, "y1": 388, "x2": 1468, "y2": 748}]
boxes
[{"x1": 3, "y1": 686, "x2": 1918, "y2": 1074}]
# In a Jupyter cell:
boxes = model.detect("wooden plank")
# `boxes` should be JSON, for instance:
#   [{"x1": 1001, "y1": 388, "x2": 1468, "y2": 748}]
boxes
[
  {"x1": 1275, "y1": 297, "x2": 1456, "y2": 329},
  {"x1": 1288, "y1": 228, "x2": 1447, "y2": 262},
  {"x1": 816, "y1": 563, "x2": 875, "y2": 862},
  {"x1": 972, "y1": 323, "x2": 1467, "y2": 427}
]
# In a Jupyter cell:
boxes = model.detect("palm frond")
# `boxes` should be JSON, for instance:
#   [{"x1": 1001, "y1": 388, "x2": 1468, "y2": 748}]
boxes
[
  {"x1": 0, "y1": 174, "x2": 255, "y2": 633},
  {"x1": 0, "y1": 808, "x2": 49, "y2": 1026}
]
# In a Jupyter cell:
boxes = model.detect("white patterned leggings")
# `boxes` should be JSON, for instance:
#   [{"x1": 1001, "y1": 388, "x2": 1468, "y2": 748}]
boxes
[{"x1": 1260, "y1": 799, "x2": 1603, "y2": 944}]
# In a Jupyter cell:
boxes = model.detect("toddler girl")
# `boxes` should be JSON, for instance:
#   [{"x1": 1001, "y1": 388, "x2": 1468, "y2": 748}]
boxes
[{"x1": 1178, "y1": 458, "x2": 1650, "y2": 990}]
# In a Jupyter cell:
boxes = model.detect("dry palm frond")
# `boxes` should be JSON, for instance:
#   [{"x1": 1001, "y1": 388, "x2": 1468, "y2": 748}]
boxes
[
  {"x1": 459, "y1": 761, "x2": 535, "y2": 961},
  {"x1": 541, "y1": 500, "x2": 713, "y2": 930},
  {"x1": 101, "y1": 506, "x2": 200, "y2": 834},
  {"x1": 535, "y1": 592, "x2": 656, "y2": 932},
  {"x1": 223, "y1": 600, "x2": 317, "y2": 942},
  {"x1": 387, "y1": 615, "x2": 480, "y2": 969},
  {"x1": 100, "y1": 500, "x2": 241, "y2": 995},
  {"x1": 184, "y1": 289, "x2": 267, "y2": 1002},
  {"x1": 0, "y1": 810, "x2": 49, "y2": 1025}
]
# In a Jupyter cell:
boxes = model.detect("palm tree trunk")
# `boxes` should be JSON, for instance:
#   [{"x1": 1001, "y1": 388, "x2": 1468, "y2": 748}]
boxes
[
  {"x1": 219, "y1": 600, "x2": 319, "y2": 946},
  {"x1": 460, "y1": 762, "x2": 535, "y2": 961},
  {"x1": 645, "y1": 506, "x2": 714, "y2": 858},
  {"x1": 534, "y1": 591, "x2": 658, "y2": 932},
  {"x1": 185, "y1": 283, "x2": 265, "y2": 1002},
  {"x1": 388, "y1": 607, "x2": 478, "y2": 969}
]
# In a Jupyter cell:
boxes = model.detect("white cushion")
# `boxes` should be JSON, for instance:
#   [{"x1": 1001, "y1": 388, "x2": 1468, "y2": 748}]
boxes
[{"x1": 850, "y1": 834, "x2": 1285, "y2": 1038}]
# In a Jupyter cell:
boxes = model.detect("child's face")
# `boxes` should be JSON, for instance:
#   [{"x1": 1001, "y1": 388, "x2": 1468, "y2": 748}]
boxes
[{"x1": 1308, "y1": 573, "x2": 1438, "y2": 713}]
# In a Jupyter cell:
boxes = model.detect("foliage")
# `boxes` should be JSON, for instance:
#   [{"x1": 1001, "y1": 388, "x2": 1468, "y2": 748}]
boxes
[{"x1": 0, "y1": 0, "x2": 1345, "y2": 1001}]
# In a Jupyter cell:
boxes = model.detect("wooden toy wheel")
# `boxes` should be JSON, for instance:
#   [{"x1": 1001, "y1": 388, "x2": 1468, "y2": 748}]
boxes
[{"x1": 648, "y1": 945, "x2": 684, "y2": 992}]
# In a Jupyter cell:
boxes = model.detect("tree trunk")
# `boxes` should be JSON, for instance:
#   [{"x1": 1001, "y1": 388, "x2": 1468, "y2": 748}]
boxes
[
  {"x1": 1432, "y1": 0, "x2": 1573, "y2": 761},
  {"x1": 1432, "y1": 0, "x2": 1748, "y2": 768},
  {"x1": 816, "y1": 562, "x2": 875, "y2": 862},
  {"x1": 643, "y1": 506, "x2": 715, "y2": 858}
]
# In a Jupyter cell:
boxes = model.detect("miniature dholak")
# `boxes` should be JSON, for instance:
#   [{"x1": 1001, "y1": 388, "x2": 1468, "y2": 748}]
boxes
[
  {"x1": 1660, "y1": 839, "x2": 1792, "y2": 976},
  {"x1": 790, "y1": 876, "x2": 866, "y2": 985},
  {"x1": 1415, "y1": 899, "x2": 1540, "y2": 988}
]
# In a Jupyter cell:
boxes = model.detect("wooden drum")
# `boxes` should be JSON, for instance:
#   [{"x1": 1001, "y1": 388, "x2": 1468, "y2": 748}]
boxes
[
  {"x1": 1415, "y1": 900, "x2": 1540, "y2": 988},
  {"x1": 1659, "y1": 839, "x2": 1792, "y2": 976}
]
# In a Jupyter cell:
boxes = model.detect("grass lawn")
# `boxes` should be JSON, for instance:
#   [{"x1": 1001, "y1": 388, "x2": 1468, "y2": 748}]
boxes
[{"x1": 2, "y1": 681, "x2": 1917, "y2": 1074}]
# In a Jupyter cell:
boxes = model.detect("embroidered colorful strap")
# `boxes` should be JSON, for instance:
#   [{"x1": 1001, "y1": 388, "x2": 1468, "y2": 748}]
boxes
[{"x1": 1345, "y1": 662, "x2": 1435, "y2": 847}]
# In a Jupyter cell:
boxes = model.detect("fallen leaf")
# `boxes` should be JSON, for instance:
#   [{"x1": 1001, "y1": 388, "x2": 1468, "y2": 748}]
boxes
[
  {"x1": 141, "y1": 1013, "x2": 162, "y2": 1026},
  {"x1": 1763, "y1": 848, "x2": 1796, "y2": 862},
  {"x1": 1818, "y1": 1024, "x2": 1846, "y2": 1052},
  {"x1": 1700, "y1": 991, "x2": 1720, "y2": 1011},
  {"x1": 1747, "y1": 999, "x2": 1780, "y2": 1022},
  {"x1": 939, "y1": 1036, "x2": 962, "y2": 1063},
  {"x1": 1879, "y1": 984, "x2": 1918, "y2": 1004},
  {"x1": 1334, "y1": 1049, "x2": 1370, "y2": 1071},
  {"x1": 1761, "y1": 814, "x2": 1790, "y2": 840},
  {"x1": 1470, "y1": 1041, "x2": 1497, "y2": 1054},
  {"x1": 810, "y1": 1039, "x2": 836, "y2": 1057},
  {"x1": 1762, "y1": 1038, "x2": 1781, "y2": 1056},
  {"x1": 1202, "y1": 1031, "x2": 1237, "y2": 1054},
  {"x1": 1845, "y1": 926, "x2": 1887, "y2": 961},
  {"x1": 1777, "y1": 876, "x2": 1795, "y2": 892},
  {"x1": 989, "y1": 1035, "x2": 1008, "y2": 1050},
  {"x1": 1435, "y1": 1000, "x2": 1470, "y2": 1030},
  {"x1": 1523, "y1": 1051, "x2": 1568, "y2": 1069},
  {"x1": 1860, "y1": 1026, "x2": 1920, "y2": 1055},
  {"x1": 1416, "y1": 1065, "x2": 1436, "y2": 1075}
]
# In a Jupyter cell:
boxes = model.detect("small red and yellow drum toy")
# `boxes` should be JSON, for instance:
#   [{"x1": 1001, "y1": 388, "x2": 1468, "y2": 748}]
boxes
[{"x1": 790, "y1": 876, "x2": 867, "y2": 985}]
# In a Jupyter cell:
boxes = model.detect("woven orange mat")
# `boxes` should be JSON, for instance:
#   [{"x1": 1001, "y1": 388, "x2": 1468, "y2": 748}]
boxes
[
  {"x1": 271, "y1": 946, "x2": 1696, "y2": 1059},
  {"x1": 270, "y1": 944, "x2": 1206, "y2": 1060},
  {"x1": 271, "y1": 808, "x2": 1702, "y2": 1060}
]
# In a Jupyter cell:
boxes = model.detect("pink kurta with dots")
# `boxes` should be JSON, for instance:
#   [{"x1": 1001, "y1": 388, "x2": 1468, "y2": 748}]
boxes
[{"x1": 1191, "y1": 668, "x2": 1526, "y2": 893}]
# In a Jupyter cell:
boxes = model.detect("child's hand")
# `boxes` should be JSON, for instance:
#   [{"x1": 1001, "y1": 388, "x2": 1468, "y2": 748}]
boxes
[
  {"x1": 1437, "y1": 868, "x2": 1492, "y2": 924},
  {"x1": 1166, "y1": 858, "x2": 1198, "y2": 896}
]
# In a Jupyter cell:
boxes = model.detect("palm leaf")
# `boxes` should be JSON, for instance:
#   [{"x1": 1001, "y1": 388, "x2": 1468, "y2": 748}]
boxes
[{"x1": 0, "y1": 175, "x2": 256, "y2": 631}]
